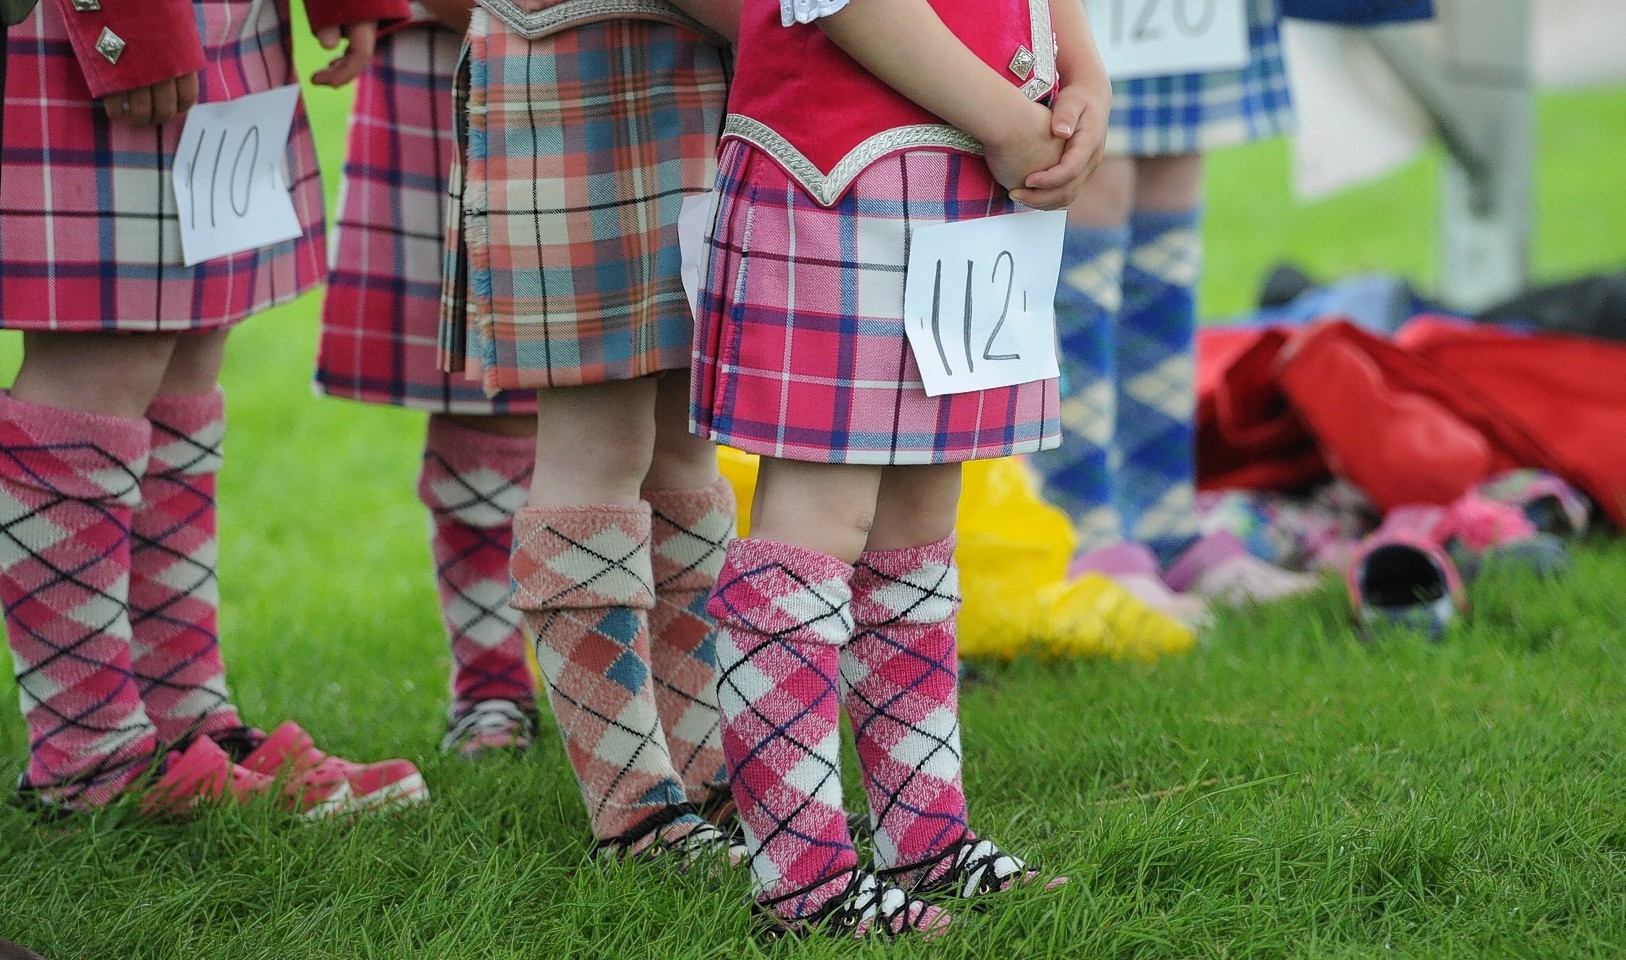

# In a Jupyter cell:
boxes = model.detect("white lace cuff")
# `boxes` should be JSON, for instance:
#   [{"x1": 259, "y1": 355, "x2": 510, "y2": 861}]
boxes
[{"x1": 780, "y1": 0, "x2": 850, "y2": 26}]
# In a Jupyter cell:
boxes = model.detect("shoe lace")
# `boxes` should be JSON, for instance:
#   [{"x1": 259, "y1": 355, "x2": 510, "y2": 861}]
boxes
[{"x1": 883, "y1": 834, "x2": 1031, "y2": 897}]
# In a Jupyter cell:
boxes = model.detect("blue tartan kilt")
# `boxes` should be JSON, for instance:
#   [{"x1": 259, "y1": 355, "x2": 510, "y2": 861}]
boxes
[{"x1": 1105, "y1": 0, "x2": 1296, "y2": 156}]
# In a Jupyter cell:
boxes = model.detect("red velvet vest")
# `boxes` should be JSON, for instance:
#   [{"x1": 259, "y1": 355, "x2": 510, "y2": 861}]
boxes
[
  {"x1": 473, "y1": 0, "x2": 720, "y2": 44},
  {"x1": 725, "y1": 0, "x2": 1056, "y2": 206}
]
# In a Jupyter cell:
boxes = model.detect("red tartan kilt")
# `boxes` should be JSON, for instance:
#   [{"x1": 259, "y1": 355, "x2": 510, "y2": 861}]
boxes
[
  {"x1": 0, "y1": 0, "x2": 324, "y2": 332},
  {"x1": 689, "y1": 141, "x2": 1063, "y2": 466},
  {"x1": 315, "y1": 24, "x2": 536, "y2": 414}
]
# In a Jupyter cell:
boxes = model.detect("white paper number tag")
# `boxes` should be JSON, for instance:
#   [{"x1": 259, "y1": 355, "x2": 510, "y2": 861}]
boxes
[
  {"x1": 677, "y1": 191, "x2": 716, "y2": 321},
  {"x1": 172, "y1": 85, "x2": 304, "y2": 266},
  {"x1": 1083, "y1": 0, "x2": 1249, "y2": 80},
  {"x1": 902, "y1": 210, "x2": 1065, "y2": 398}
]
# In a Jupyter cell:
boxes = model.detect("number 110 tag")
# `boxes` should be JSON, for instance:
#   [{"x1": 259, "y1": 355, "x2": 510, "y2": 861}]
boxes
[{"x1": 902, "y1": 210, "x2": 1065, "y2": 398}]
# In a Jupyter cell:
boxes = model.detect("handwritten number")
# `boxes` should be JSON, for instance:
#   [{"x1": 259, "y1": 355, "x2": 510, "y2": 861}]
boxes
[
  {"x1": 984, "y1": 251, "x2": 1021, "y2": 362},
  {"x1": 1133, "y1": 0, "x2": 1161, "y2": 41},
  {"x1": 229, "y1": 126, "x2": 261, "y2": 217},
  {"x1": 928, "y1": 259, "x2": 953, "y2": 377},
  {"x1": 184, "y1": 131, "x2": 205, "y2": 232},
  {"x1": 962, "y1": 260, "x2": 977, "y2": 374},
  {"x1": 1175, "y1": 0, "x2": 1216, "y2": 35},
  {"x1": 207, "y1": 129, "x2": 228, "y2": 229}
]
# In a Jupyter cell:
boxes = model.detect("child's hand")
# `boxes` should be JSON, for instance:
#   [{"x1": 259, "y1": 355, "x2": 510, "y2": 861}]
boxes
[
  {"x1": 982, "y1": 100, "x2": 1066, "y2": 199},
  {"x1": 101, "y1": 73, "x2": 199, "y2": 128},
  {"x1": 1008, "y1": 80, "x2": 1110, "y2": 210},
  {"x1": 310, "y1": 21, "x2": 380, "y2": 88}
]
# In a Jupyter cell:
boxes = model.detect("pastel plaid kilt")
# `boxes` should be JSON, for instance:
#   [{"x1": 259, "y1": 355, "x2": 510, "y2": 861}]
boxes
[
  {"x1": 315, "y1": 24, "x2": 535, "y2": 414},
  {"x1": 1105, "y1": 0, "x2": 1295, "y2": 156},
  {"x1": 439, "y1": 11, "x2": 727, "y2": 392},
  {"x1": 0, "y1": 0, "x2": 324, "y2": 332},
  {"x1": 690, "y1": 142, "x2": 1062, "y2": 466}
]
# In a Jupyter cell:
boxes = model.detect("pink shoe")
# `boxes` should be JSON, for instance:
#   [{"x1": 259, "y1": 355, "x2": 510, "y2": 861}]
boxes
[
  {"x1": 1346, "y1": 526, "x2": 1466, "y2": 640},
  {"x1": 1069, "y1": 542, "x2": 1211, "y2": 628},
  {"x1": 221, "y1": 722, "x2": 429, "y2": 815},
  {"x1": 1163, "y1": 531, "x2": 1324, "y2": 606},
  {"x1": 139, "y1": 737, "x2": 284, "y2": 818},
  {"x1": 756, "y1": 868, "x2": 953, "y2": 941}
]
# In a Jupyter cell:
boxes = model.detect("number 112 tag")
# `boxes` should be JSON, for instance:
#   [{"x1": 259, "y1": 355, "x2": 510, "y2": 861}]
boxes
[
  {"x1": 171, "y1": 85, "x2": 304, "y2": 266},
  {"x1": 902, "y1": 210, "x2": 1065, "y2": 398}
]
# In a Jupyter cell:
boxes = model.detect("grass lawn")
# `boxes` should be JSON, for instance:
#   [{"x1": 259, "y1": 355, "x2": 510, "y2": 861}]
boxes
[{"x1": 1, "y1": 25, "x2": 1625, "y2": 958}]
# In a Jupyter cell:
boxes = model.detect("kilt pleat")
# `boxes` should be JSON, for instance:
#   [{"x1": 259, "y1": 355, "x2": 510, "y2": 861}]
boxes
[
  {"x1": 690, "y1": 141, "x2": 1062, "y2": 465},
  {"x1": 439, "y1": 11, "x2": 728, "y2": 392},
  {"x1": 0, "y1": 0, "x2": 324, "y2": 331},
  {"x1": 315, "y1": 24, "x2": 536, "y2": 414}
]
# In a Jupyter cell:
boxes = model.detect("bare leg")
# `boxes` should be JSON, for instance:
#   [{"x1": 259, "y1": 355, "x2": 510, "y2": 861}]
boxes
[
  {"x1": 752, "y1": 458, "x2": 883, "y2": 563},
  {"x1": 527, "y1": 379, "x2": 657, "y2": 507},
  {"x1": 12, "y1": 331, "x2": 179, "y2": 417},
  {"x1": 866, "y1": 463, "x2": 962, "y2": 552},
  {"x1": 643, "y1": 371, "x2": 719, "y2": 492}
]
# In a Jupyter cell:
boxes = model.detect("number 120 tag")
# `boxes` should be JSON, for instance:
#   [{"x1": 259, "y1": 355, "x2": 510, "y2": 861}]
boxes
[{"x1": 902, "y1": 210, "x2": 1065, "y2": 398}]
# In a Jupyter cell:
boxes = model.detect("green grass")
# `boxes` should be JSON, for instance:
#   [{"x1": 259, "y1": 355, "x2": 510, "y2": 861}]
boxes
[{"x1": 1, "y1": 31, "x2": 1625, "y2": 958}]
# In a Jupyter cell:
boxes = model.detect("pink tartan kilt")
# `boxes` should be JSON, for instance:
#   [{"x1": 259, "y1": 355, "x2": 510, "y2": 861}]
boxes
[
  {"x1": 690, "y1": 142, "x2": 1063, "y2": 465},
  {"x1": 315, "y1": 23, "x2": 536, "y2": 415},
  {"x1": 439, "y1": 12, "x2": 727, "y2": 392},
  {"x1": 0, "y1": 0, "x2": 325, "y2": 332}
]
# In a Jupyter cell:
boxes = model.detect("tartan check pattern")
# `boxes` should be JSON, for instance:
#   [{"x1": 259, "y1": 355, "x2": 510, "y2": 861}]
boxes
[
  {"x1": 708, "y1": 538, "x2": 862, "y2": 918},
  {"x1": 0, "y1": 395, "x2": 158, "y2": 806},
  {"x1": 129, "y1": 388, "x2": 244, "y2": 747},
  {"x1": 1106, "y1": 0, "x2": 1295, "y2": 157},
  {"x1": 417, "y1": 417, "x2": 536, "y2": 715},
  {"x1": 1030, "y1": 224, "x2": 1131, "y2": 551},
  {"x1": 842, "y1": 537, "x2": 971, "y2": 884},
  {"x1": 0, "y1": 0, "x2": 325, "y2": 332},
  {"x1": 644, "y1": 478, "x2": 735, "y2": 804},
  {"x1": 690, "y1": 142, "x2": 1062, "y2": 465},
  {"x1": 316, "y1": 24, "x2": 536, "y2": 415},
  {"x1": 1117, "y1": 209, "x2": 1203, "y2": 563},
  {"x1": 510, "y1": 502, "x2": 691, "y2": 839},
  {"x1": 442, "y1": 12, "x2": 728, "y2": 392}
]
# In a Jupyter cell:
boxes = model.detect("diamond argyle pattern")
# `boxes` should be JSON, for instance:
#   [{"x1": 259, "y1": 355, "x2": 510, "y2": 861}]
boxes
[
  {"x1": 644, "y1": 478, "x2": 734, "y2": 803},
  {"x1": 1031, "y1": 224, "x2": 1129, "y2": 551},
  {"x1": 1118, "y1": 209, "x2": 1202, "y2": 564},
  {"x1": 708, "y1": 538, "x2": 860, "y2": 919},
  {"x1": 128, "y1": 389, "x2": 244, "y2": 745},
  {"x1": 0, "y1": 395, "x2": 158, "y2": 806},
  {"x1": 418, "y1": 417, "x2": 536, "y2": 714},
  {"x1": 842, "y1": 536, "x2": 970, "y2": 884},
  {"x1": 511, "y1": 502, "x2": 691, "y2": 840}
]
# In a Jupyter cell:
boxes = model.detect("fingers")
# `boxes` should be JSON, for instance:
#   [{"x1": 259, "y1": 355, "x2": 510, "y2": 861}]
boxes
[
  {"x1": 149, "y1": 79, "x2": 180, "y2": 127},
  {"x1": 310, "y1": 22, "x2": 377, "y2": 87},
  {"x1": 126, "y1": 86, "x2": 154, "y2": 128},
  {"x1": 177, "y1": 73, "x2": 200, "y2": 114},
  {"x1": 102, "y1": 93, "x2": 128, "y2": 125},
  {"x1": 1048, "y1": 86, "x2": 1091, "y2": 139},
  {"x1": 316, "y1": 25, "x2": 341, "y2": 49}
]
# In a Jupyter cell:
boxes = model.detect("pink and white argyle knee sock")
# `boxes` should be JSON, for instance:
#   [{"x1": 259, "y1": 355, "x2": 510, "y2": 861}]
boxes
[
  {"x1": 843, "y1": 536, "x2": 970, "y2": 886},
  {"x1": 0, "y1": 394, "x2": 159, "y2": 806},
  {"x1": 644, "y1": 478, "x2": 735, "y2": 805},
  {"x1": 128, "y1": 388, "x2": 245, "y2": 747},
  {"x1": 510, "y1": 502, "x2": 696, "y2": 846},
  {"x1": 418, "y1": 416, "x2": 536, "y2": 715},
  {"x1": 708, "y1": 538, "x2": 860, "y2": 919}
]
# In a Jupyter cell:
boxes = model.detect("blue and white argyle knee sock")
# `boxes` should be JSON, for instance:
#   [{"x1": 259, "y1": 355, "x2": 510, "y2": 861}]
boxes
[
  {"x1": 1117, "y1": 207, "x2": 1203, "y2": 566},
  {"x1": 1030, "y1": 223, "x2": 1129, "y2": 550}
]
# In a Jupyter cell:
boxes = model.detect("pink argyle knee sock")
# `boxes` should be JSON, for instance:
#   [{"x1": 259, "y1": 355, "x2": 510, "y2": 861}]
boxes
[
  {"x1": 0, "y1": 394, "x2": 159, "y2": 806},
  {"x1": 843, "y1": 535, "x2": 971, "y2": 886},
  {"x1": 708, "y1": 538, "x2": 860, "y2": 920},
  {"x1": 418, "y1": 416, "x2": 536, "y2": 715},
  {"x1": 128, "y1": 388, "x2": 245, "y2": 747},
  {"x1": 644, "y1": 478, "x2": 735, "y2": 805},
  {"x1": 510, "y1": 502, "x2": 696, "y2": 845}
]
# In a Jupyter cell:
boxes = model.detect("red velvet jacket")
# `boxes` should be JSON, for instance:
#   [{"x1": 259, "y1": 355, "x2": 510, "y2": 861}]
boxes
[
  {"x1": 53, "y1": 0, "x2": 411, "y2": 99},
  {"x1": 723, "y1": 0, "x2": 1055, "y2": 206}
]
